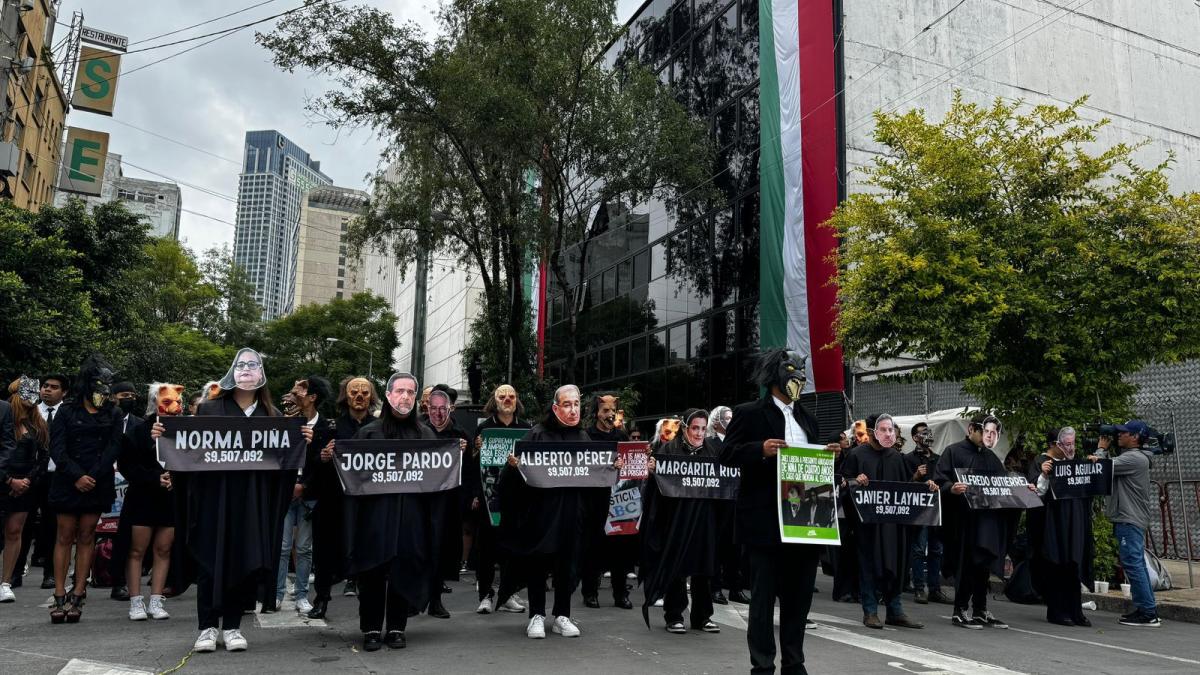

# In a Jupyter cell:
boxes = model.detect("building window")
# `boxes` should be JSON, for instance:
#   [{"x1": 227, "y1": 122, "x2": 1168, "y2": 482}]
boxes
[
  {"x1": 11, "y1": 117, "x2": 24, "y2": 147},
  {"x1": 336, "y1": 279, "x2": 344, "y2": 289},
  {"x1": 21, "y1": 152, "x2": 34, "y2": 186}
]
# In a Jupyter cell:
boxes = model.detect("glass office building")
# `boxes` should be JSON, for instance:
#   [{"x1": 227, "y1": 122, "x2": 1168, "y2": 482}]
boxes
[{"x1": 234, "y1": 130, "x2": 333, "y2": 320}]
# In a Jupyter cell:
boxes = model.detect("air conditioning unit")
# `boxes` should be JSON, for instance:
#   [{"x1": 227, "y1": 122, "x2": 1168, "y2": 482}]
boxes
[
  {"x1": 0, "y1": 141, "x2": 20, "y2": 177},
  {"x1": 17, "y1": 56, "x2": 35, "y2": 75}
]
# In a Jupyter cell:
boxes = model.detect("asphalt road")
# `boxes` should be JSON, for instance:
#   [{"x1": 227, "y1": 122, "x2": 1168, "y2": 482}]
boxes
[{"x1": 1, "y1": 571, "x2": 1197, "y2": 675}]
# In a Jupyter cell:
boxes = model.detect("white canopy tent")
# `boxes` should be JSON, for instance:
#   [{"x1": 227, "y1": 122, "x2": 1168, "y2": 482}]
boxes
[{"x1": 849, "y1": 408, "x2": 1011, "y2": 463}]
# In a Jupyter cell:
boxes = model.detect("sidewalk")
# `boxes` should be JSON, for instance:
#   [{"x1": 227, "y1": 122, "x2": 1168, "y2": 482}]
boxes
[{"x1": 1082, "y1": 558, "x2": 1200, "y2": 624}]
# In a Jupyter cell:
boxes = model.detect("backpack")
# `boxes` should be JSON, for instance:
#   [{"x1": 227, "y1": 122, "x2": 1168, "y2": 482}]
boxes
[
  {"x1": 1145, "y1": 550, "x2": 1173, "y2": 591},
  {"x1": 90, "y1": 537, "x2": 115, "y2": 588},
  {"x1": 1003, "y1": 560, "x2": 1041, "y2": 604}
]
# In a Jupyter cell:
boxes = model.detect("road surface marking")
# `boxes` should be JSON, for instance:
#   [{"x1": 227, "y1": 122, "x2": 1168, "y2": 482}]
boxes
[
  {"x1": 1006, "y1": 626, "x2": 1200, "y2": 666},
  {"x1": 57, "y1": 659, "x2": 153, "y2": 675}
]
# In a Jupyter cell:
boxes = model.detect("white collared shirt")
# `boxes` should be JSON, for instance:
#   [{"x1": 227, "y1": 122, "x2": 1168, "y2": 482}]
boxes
[
  {"x1": 306, "y1": 413, "x2": 320, "y2": 427},
  {"x1": 40, "y1": 402, "x2": 61, "y2": 471},
  {"x1": 772, "y1": 397, "x2": 808, "y2": 447},
  {"x1": 242, "y1": 400, "x2": 258, "y2": 417}
]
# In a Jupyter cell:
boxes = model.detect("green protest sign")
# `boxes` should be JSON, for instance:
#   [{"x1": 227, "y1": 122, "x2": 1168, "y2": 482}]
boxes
[{"x1": 777, "y1": 444, "x2": 840, "y2": 545}]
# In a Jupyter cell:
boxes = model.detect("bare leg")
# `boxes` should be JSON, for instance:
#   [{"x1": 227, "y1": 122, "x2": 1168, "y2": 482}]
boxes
[
  {"x1": 71, "y1": 513, "x2": 100, "y2": 596},
  {"x1": 127, "y1": 526, "x2": 152, "y2": 598},
  {"x1": 54, "y1": 514, "x2": 78, "y2": 596},
  {"x1": 149, "y1": 527, "x2": 174, "y2": 596},
  {"x1": 2, "y1": 513, "x2": 29, "y2": 584}
]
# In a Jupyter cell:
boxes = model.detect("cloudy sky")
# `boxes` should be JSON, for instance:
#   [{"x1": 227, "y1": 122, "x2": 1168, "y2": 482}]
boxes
[{"x1": 63, "y1": 0, "x2": 643, "y2": 255}]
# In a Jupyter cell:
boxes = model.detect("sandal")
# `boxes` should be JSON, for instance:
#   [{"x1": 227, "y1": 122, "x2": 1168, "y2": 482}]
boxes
[
  {"x1": 65, "y1": 593, "x2": 83, "y2": 623},
  {"x1": 50, "y1": 595, "x2": 67, "y2": 624}
]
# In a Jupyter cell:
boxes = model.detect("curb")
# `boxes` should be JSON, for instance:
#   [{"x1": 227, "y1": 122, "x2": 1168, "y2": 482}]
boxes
[{"x1": 985, "y1": 579, "x2": 1200, "y2": 624}]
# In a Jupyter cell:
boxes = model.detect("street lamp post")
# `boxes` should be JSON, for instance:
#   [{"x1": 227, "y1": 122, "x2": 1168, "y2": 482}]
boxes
[{"x1": 326, "y1": 337, "x2": 374, "y2": 381}]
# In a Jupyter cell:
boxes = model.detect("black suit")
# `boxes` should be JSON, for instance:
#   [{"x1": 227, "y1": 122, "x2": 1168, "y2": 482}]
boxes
[{"x1": 719, "y1": 395, "x2": 821, "y2": 675}]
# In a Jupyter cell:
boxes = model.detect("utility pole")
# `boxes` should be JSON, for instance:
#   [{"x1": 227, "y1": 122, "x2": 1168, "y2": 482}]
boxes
[{"x1": 410, "y1": 248, "x2": 428, "y2": 384}]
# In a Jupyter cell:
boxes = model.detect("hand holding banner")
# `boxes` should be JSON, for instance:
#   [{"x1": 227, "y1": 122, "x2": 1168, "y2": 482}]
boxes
[
  {"x1": 334, "y1": 439, "x2": 462, "y2": 496},
  {"x1": 515, "y1": 440, "x2": 619, "y2": 488},
  {"x1": 156, "y1": 416, "x2": 306, "y2": 472},
  {"x1": 777, "y1": 444, "x2": 840, "y2": 544}
]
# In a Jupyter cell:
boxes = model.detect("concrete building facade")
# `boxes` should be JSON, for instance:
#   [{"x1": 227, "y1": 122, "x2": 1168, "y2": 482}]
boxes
[
  {"x1": 234, "y1": 130, "x2": 332, "y2": 320},
  {"x1": 52, "y1": 152, "x2": 182, "y2": 239},
  {"x1": 294, "y1": 185, "x2": 368, "y2": 307}
]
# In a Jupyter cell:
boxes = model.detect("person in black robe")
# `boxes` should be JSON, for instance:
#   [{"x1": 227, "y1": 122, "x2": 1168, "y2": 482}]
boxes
[
  {"x1": 829, "y1": 433, "x2": 860, "y2": 605},
  {"x1": 1028, "y1": 426, "x2": 1093, "y2": 626},
  {"x1": 934, "y1": 413, "x2": 1024, "y2": 630},
  {"x1": 343, "y1": 372, "x2": 441, "y2": 652},
  {"x1": 903, "y1": 422, "x2": 952, "y2": 605},
  {"x1": 47, "y1": 356, "x2": 123, "y2": 623},
  {"x1": 582, "y1": 391, "x2": 633, "y2": 610},
  {"x1": 500, "y1": 384, "x2": 619, "y2": 639},
  {"x1": 424, "y1": 387, "x2": 469, "y2": 619},
  {"x1": 641, "y1": 408, "x2": 722, "y2": 634},
  {"x1": 152, "y1": 347, "x2": 311, "y2": 653},
  {"x1": 840, "y1": 413, "x2": 926, "y2": 629},
  {"x1": 306, "y1": 376, "x2": 376, "y2": 620},
  {"x1": 469, "y1": 384, "x2": 529, "y2": 614},
  {"x1": 718, "y1": 349, "x2": 838, "y2": 675}
]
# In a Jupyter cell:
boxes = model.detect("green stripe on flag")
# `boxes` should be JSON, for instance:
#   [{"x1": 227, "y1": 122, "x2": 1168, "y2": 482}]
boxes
[{"x1": 758, "y1": 0, "x2": 786, "y2": 350}]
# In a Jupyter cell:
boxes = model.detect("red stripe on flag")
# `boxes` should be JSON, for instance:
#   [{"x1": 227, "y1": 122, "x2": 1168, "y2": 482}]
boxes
[{"x1": 798, "y1": 0, "x2": 843, "y2": 392}]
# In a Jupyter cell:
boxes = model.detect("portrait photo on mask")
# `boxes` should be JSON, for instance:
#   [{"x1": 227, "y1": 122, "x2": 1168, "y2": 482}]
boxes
[{"x1": 219, "y1": 347, "x2": 267, "y2": 391}]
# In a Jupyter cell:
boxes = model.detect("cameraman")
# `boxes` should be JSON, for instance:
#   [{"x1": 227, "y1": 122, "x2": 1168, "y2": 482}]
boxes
[{"x1": 1092, "y1": 420, "x2": 1160, "y2": 627}]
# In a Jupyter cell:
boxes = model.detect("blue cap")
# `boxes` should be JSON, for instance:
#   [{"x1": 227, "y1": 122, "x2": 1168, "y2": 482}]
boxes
[{"x1": 1114, "y1": 420, "x2": 1150, "y2": 438}]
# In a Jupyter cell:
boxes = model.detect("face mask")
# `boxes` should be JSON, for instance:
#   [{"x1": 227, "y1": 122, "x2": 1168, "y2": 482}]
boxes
[
  {"x1": 117, "y1": 398, "x2": 138, "y2": 415},
  {"x1": 17, "y1": 376, "x2": 39, "y2": 404},
  {"x1": 220, "y1": 348, "x2": 267, "y2": 392},
  {"x1": 776, "y1": 351, "x2": 808, "y2": 401}
]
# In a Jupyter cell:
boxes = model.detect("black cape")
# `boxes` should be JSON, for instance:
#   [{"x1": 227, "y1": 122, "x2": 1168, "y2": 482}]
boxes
[
  {"x1": 343, "y1": 412, "x2": 442, "y2": 610},
  {"x1": 640, "y1": 436, "x2": 721, "y2": 627},
  {"x1": 429, "y1": 419, "x2": 470, "y2": 582},
  {"x1": 840, "y1": 443, "x2": 913, "y2": 586},
  {"x1": 497, "y1": 412, "x2": 590, "y2": 557},
  {"x1": 308, "y1": 412, "x2": 364, "y2": 587},
  {"x1": 1026, "y1": 453, "x2": 1094, "y2": 591},
  {"x1": 172, "y1": 396, "x2": 296, "y2": 605},
  {"x1": 933, "y1": 438, "x2": 1016, "y2": 578}
]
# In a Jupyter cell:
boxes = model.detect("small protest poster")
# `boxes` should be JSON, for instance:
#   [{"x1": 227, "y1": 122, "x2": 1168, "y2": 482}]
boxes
[{"x1": 777, "y1": 445, "x2": 840, "y2": 545}]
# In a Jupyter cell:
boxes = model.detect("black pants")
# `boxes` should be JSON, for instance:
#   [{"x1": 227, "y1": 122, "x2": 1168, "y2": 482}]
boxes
[
  {"x1": 664, "y1": 576, "x2": 713, "y2": 626},
  {"x1": 525, "y1": 553, "x2": 574, "y2": 618},
  {"x1": 716, "y1": 539, "x2": 744, "y2": 592},
  {"x1": 579, "y1": 491, "x2": 610, "y2": 598},
  {"x1": 582, "y1": 534, "x2": 636, "y2": 600},
  {"x1": 311, "y1": 497, "x2": 345, "y2": 602},
  {"x1": 476, "y1": 523, "x2": 521, "y2": 602},
  {"x1": 1037, "y1": 559, "x2": 1083, "y2": 622},
  {"x1": 747, "y1": 544, "x2": 819, "y2": 675},
  {"x1": 953, "y1": 558, "x2": 992, "y2": 614},
  {"x1": 196, "y1": 571, "x2": 255, "y2": 630},
  {"x1": 357, "y1": 564, "x2": 409, "y2": 633}
]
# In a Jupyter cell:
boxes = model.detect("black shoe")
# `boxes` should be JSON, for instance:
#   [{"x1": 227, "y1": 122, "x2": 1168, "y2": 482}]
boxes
[
  {"x1": 41, "y1": 576, "x2": 55, "y2": 590},
  {"x1": 728, "y1": 590, "x2": 751, "y2": 604},
  {"x1": 711, "y1": 590, "x2": 728, "y2": 605},
  {"x1": 1048, "y1": 615, "x2": 1075, "y2": 627},
  {"x1": 974, "y1": 610, "x2": 1008, "y2": 629},
  {"x1": 583, "y1": 594, "x2": 600, "y2": 608},
  {"x1": 614, "y1": 595, "x2": 633, "y2": 610},
  {"x1": 384, "y1": 630, "x2": 406, "y2": 649},
  {"x1": 260, "y1": 598, "x2": 278, "y2": 614},
  {"x1": 343, "y1": 580, "x2": 357, "y2": 597},
  {"x1": 110, "y1": 585, "x2": 129, "y2": 601},
  {"x1": 1072, "y1": 615, "x2": 1092, "y2": 627},
  {"x1": 427, "y1": 599, "x2": 450, "y2": 619},
  {"x1": 307, "y1": 599, "x2": 328, "y2": 619},
  {"x1": 1119, "y1": 611, "x2": 1161, "y2": 627},
  {"x1": 363, "y1": 631, "x2": 382, "y2": 651},
  {"x1": 952, "y1": 609, "x2": 983, "y2": 630},
  {"x1": 441, "y1": 583, "x2": 452, "y2": 594}
]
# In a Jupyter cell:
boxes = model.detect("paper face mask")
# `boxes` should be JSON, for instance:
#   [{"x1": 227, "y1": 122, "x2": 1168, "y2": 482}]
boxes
[
  {"x1": 219, "y1": 348, "x2": 266, "y2": 391},
  {"x1": 17, "y1": 375, "x2": 40, "y2": 404}
]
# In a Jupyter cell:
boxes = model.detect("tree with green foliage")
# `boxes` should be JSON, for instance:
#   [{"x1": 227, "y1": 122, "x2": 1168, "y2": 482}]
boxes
[
  {"x1": 831, "y1": 94, "x2": 1200, "y2": 435},
  {"x1": 257, "y1": 0, "x2": 712, "y2": 389},
  {"x1": 195, "y1": 246, "x2": 262, "y2": 346},
  {"x1": 259, "y1": 292, "x2": 400, "y2": 394}
]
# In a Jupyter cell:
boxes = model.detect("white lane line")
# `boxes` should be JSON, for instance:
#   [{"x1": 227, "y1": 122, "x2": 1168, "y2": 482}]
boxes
[
  {"x1": 56, "y1": 658, "x2": 153, "y2": 675},
  {"x1": 711, "y1": 605, "x2": 1027, "y2": 675},
  {"x1": 0, "y1": 646, "x2": 70, "y2": 661},
  {"x1": 1006, "y1": 626, "x2": 1200, "y2": 666}
]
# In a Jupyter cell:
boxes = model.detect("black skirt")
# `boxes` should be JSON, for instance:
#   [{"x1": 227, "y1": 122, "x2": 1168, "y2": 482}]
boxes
[
  {"x1": 120, "y1": 482, "x2": 174, "y2": 528},
  {"x1": 49, "y1": 471, "x2": 116, "y2": 515},
  {"x1": 0, "y1": 481, "x2": 39, "y2": 514}
]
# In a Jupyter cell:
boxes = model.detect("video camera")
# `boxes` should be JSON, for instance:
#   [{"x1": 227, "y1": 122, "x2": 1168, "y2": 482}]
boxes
[{"x1": 1081, "y1": 422, "x2": 1175, "y2": 455}]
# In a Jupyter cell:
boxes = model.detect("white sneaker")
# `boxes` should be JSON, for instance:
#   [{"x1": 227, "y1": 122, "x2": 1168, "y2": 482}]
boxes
[
  {"x1": 603, "y1": 571, "x2": 612, "y2": 578},
  {"x1": 295, "y1": 597, "x2": 313, "y2": 614},
  {"x1": 148, "y1": 595, "x2": 170, "y2": 620},
  {"x1": 129, "y1": 596, "x2": 148, "y2": 621},
  {"x1": 286, "y1": 579, "x2": 295, "y2": 599},
  {"x1": 526, "y1": 614, "x2": 546, "y2": 639},
  {"x1": 653, "y1": 598, "x2": 664, "y2": 607},
  {"x1": 223, "y1": 629, "x2": 248, "y2": 651},
  {"x1": 0, "y1": 582, "x2": 14, "y2": 603},
  {"x1": 194, "y1": 628, "x2": 220, "y2": 653},
  {"x1": 499, "y1": 594, "x2": 526, "y2": 613},
  {"x1": 477, "y1": 596, "x2": 494, "y2": 614},
  {"x1": 626, "y1": 572, "x2": 638, "y2": 580},
  {"x1": 552, "y1": 615, "x2": 581, "y2": 637}
]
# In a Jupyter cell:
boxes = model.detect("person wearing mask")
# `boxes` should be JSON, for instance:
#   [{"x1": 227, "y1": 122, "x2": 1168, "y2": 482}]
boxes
[
  {"x1": 841, "y1": 414, "x2": 926, "y2": 630},
  {"x1": 582, "y1": 392, "x2": 633, "y2": 610},
  {"x1": 152, "y1": 348, "x2": 312, "y2": 653},
  {"x1": 1029, "y1": 427, "x2": 1093, "y2": 626},
  {"x1": 424, "y1": 387, "x2": 469, "y2": 619},
  {"x1": 107, "y1": 381, "x2": 141, "y2": 603},
  {"x1": 904, "y1": 422, "x2": 951, "y2": 605},
  {"x1": 47, "y1": 357, "x2": 124, "y2": 623},
  {"x1": 1091, "y1": 420, "x2": 1160, "y2": 627},
  {"x1": 276, "y1": 376, "x2": 334, "y2": 616},
  {"x1": 501, "y1": 385, "x2": 616, "y2": 639},
  {"x1": 307, "y1": 376, "x2": 376, "y2": 620},
  {"x1": 121, "y1": 383, "x2": 184, "y2": 621},
  {"x1": 652, "y1": 418, "x2": 680, "y2": 452},
  {"x1": 1, "y1": 377, "x2": 49, "y2": 603},
  {"x1": 642, "y1": 408, "x2": 722, "y2": 634},
  {"x1": 719, "y1": 349, "x2": 838, "y2": 675},
  {"x1": 28, "y1": 373, "x2": 69, "y2": 591},
  {"x1": 344, "y1": 372, "x2": 441, "y2": 651},
  {"x1": 706, "y1": 405, "x2": 744, "y2": 605},
  {"x1": 470, "y1": 384, "x2": 529, "y2": 615},
  {"x1": 935, "y1": 413, "x2": 1023, "y2": 630}
]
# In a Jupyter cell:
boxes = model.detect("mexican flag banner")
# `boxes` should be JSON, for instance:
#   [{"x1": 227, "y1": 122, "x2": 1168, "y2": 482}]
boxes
[{"x1": 758, "y1": 0, "x2": 843, "y2": 393}]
